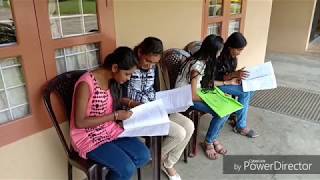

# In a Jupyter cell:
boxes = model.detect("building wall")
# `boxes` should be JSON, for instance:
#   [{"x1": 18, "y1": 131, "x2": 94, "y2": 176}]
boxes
[
  {"x1": 267, "y1": 0, "x2": 317, "y2": 53},
  {"x1": 0, "y1": 0, "x2": 272, "y2": 178},
  {"x1": 239, "y1": 0, "x2": 273, "y2": 68},
  {"x1": 113, "y1": 0, "x2": 203, "y2": 49},
  {"x1": 0, "y1": 123, "x2": 85, "y2": 179}
]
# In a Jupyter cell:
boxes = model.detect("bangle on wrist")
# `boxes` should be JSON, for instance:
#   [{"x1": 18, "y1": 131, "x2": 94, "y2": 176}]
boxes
[
  {"x1": 128, "y1": 100, "x2": 133, "y2": 108},
  {"x1": 114, "y1": 111, "x2": 119, "y2": 121}
]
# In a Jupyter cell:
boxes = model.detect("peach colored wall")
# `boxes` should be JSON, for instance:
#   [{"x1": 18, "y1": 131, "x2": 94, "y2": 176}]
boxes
[
  {"x1": 267, "y1": 0, "x2": 317, "y2": 53},
  {"x1": 0, "y1": 123, "x2": 85, "y2": 179},
  {"x1": 239, "y1": 0, "x2": 273, "y2": 68},
  {"x1": 113, "y1": 0, "x2": 203, "y2": 49}
]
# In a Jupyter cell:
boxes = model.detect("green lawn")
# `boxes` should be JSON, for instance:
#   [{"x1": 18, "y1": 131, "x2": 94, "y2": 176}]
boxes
[{"x1": 59, "y1": 0, "x2": 96, "y2": 15}]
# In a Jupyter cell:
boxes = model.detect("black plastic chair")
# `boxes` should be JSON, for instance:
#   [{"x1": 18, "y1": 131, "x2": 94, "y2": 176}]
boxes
[
  {"x1": 43, "y1": 70, "x2": 142, "y2": 180},
  {"x1": 43, "y1": 70, "x2": 99, "y2": 179},
  {"x1": 43, "y1": 70, "x2": 101, "y2": 180}
]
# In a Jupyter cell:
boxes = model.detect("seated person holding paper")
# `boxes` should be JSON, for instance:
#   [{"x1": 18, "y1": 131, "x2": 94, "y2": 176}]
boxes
[
  {"x1": 215, "y1": 32, "x2": 258, "y2": 138},
  {"x1": 71, "y1": 47, "x2": 150, "y2": 180},
  {"x1": 122, "y1": 37, "x2": 194, "y2": 180},
  {"x1": 175, "y1": 34, "x2": 239, "y2": 160}
]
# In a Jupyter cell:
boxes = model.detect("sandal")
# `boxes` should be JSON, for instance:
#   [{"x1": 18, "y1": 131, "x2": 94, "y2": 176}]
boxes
[
  {"x1": 213, "y1": 141, "x2": 227, "y2": 155},
  {"x1": 233, "y1": 127, "x2": 259, "y2": 138},
  {"x1": 228, "y1": 113, "x2": 237, "y2": 128},
  {"x1": 201, "y1": 142, "x2": 219, "y2": 160}
]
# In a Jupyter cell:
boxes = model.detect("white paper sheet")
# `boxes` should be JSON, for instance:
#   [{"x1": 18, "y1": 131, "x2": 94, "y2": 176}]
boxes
[
  {"x1": 156, "y1": 85, "x2": 193, "y2": 114},
  {"x1": 119, "y1": 99, "x2": 170, "y2": 137},
  {"x1": 242, "y1": 62, "x2": 277, "y2": 92}
]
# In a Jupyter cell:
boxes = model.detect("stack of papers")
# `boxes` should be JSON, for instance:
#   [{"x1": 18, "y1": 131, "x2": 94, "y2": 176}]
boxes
[
  {"x1": 156, "y1": 85, "x2": 193, "y2": 114},
  {"x1": 242, "y1": 62, "x2": 277, "y2": 92},
  {"x1": 119, "y1": 99, "x2": 170, "y2": 137},
  {"x1": 119, "y1": 85, "x2": 193, "y2": 137}
]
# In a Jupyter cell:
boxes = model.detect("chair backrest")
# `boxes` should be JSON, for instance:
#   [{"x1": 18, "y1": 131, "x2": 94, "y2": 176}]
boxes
[
  {"x1": 43, "y1": 70, "x2": 86, "y2": 157},
  {"x1": 161, "y1": 48, "x2": 190, "y2": 89},
  {"x1": 184, "y1": 41, "x2": 202, "y2": 56}
]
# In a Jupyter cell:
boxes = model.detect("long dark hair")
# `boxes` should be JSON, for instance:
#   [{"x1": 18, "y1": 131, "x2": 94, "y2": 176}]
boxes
[
  {"x1": 134, "y1": 36, "x2": 163, "y2": 57},
  {"x1": 218, "y1": 32, "x2": 247, "y2": 73},
  {"x1": 178, "y1": 34, "x2": 224, "y2": 84},
  {"x1": 103, "y1": 47, "x2": 138, "y2": 110}
]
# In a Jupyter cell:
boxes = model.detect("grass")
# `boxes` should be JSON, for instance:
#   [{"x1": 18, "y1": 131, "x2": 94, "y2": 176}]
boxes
[
  {"x1": 58, "y1": 0, "x2": 96, "y2": 15},
  {"x1": 2, "y1": 0, "x2": 10, "y2": 8}
]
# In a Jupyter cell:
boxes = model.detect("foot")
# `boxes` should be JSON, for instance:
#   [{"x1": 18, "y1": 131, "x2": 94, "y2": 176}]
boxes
[
  {"x1": 213, "y1": 141, "x2": 227, "y2": 155},
  {"x1": 165, "y1": 167, "x2": 177, "y2": 176},
  {"x1": 201, "y1": 142, "x2": 219, "y2": 160},
  {"x1": 162, "y1": 166, "x2": 181, "y2": 180},
  {"x1": 234, "y1": 127, "x2": 259, "y2": 138}
]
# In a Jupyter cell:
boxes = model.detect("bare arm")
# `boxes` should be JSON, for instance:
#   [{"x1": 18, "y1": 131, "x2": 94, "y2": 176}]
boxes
[
  {"x1": 74, "y1": 82, "x2": 132, "y2": 129},
  {"x1": 214, "y1": 78, "x2": 241, "y2": 86},
  {"x1": 223, "y1": 67, "x2": 249, "y2": 80},
  {"x1": 120, "y1": 97, "x2": 142, "y2": 108},
  {"x1": 190, "y1": 70, "x2": 202, "y2": 102}
]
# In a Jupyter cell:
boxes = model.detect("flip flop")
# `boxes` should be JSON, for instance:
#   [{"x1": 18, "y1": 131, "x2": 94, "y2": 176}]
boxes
[
  {"x1": 213, "y1": 141, "x2": 227, "y2": 155},
  {"x1": 233, "y1": 127, "x2": 259, "y2": 138}
]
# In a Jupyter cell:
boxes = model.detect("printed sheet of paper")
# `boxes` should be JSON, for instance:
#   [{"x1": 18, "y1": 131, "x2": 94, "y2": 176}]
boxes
[
  {"x1": 119, "y1": 99, "x2": 170, "y2": 137},
  {"x1": 156, "y1": 85, "x2": 193, "y2": 114},
  {"x1": 242, "y1": 62, "x2": 277, "y2": 92}
]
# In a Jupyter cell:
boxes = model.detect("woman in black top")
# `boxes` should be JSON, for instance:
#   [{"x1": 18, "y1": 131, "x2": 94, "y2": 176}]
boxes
[{"x1": 215, "y1": 32, "x2": 259, "y2": 138}]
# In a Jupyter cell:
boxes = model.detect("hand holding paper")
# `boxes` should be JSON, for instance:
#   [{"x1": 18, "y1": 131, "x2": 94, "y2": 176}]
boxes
[
  {"x1": 241, "y1": 62, "x2": 277, "y2": 92},
  {"x1": 119, "y1": 99, "x2": 170, "y2": 137},
  {"x1": 156, "y1": 85, "x2": 193, "y2": 114}
]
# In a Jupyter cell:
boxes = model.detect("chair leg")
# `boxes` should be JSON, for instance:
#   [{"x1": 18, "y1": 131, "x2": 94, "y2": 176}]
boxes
[
  {"x1": 68, "y1": 162, "x2": 72, "y2": 180},
  {"x1": 183, "y1": 147, "x2": 188, "y2": 163},
  {"x1": 137, "y1": 168, "x2": 142, "y2": 180},
  {"x1": 191, "y1": 111, "x2": 199, "y2": 156},
  {"x1": 101, "y1": 166, "x2": 109, "y2": 180},
  {"x1": 87, "y1": 165, "x2": 98, "y2": 180}
]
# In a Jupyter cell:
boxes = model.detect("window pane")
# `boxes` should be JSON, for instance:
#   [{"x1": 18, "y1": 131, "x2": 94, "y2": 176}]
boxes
[
  {"x1": 2, "y1": 66, "x2": 24, "y2": 88},
  {"x1": 209, "y1": 0, "x2": 223, "y2": 17},
  {"x1": 228, "y1": 19, "x2": 240, "y2": 36},
  {"x1": 48, "y1": 0, "x2": 98, "y2": 39},
  {"x1": 0, "y1": 57, "x2": 30, "y2": 124},
  {"x1": 0, "y1": 111, "x2": 11, "y2": 124},
  {"x1": 84, "y1": 15, "x2": 98, "y2": 33},
  {"x1": 59, "y1": 0, "x2": 81, "y2": 15},
  {"x1": 87, "y1": 50, "x2": 99, "y2": 69},
  {"x1": 12, "y1": 105, "x2": 29, "y2": 120},
  {"x1": 230, "y1": 0, "x2": 242, "y2": 15},
  {"x1": 7, "y1": 87, "x2": 28, "y2": 107},
  {"x1": 83, "y1": 0, "x2": 97, "y2": 14},
  {"x1": 50, "y1": 18, "x2": 62, "y2": 39},
  {"x1": 56, "y1": 57, "x2": 66, "y2": 75},
  {"x1": 66, "y1": 53, "x2": 87, "y2": 71},
  {"x1": 0, "y1": 0, "x2": 16, "y2": 46},
  {"x1": 61, "y1": 17, "x2": 82, "y2": 36},
  {"x1": 0, "y1": 91, "x2": 8, "y2": 110},
  {"x1": 55, "y1": 43, "x2": 100, "y2": 74},
  {"x1": 208, "y1": 23, "x2": 222, "y2": 36}
]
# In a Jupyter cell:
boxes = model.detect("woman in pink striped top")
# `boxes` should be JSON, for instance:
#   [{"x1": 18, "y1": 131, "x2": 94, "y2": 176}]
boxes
[{"x1": 70, "y1": 47, "x2": 150, "y2": 180}]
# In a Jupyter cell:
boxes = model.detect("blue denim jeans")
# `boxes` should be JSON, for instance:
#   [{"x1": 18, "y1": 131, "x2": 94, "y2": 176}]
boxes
[
  {"x1": 218, "y1": 85, "x2": 252, "y2": 129},
  {"x1": 192, "y1": 101, "x2": 229, "y2": 144},
  {"x1": 87, "y1": 137, "x2": 150, "y2": 180}
]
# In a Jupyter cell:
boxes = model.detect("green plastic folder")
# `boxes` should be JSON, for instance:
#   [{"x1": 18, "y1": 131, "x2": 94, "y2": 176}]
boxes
[{"x1": 197, "y1": 87, "x2": 243, "y2": 118}]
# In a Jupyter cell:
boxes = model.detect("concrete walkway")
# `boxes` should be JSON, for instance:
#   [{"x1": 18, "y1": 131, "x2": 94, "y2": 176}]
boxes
[{"x1": 137, "y1": 52, "x2": 320, "y2": 180}]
